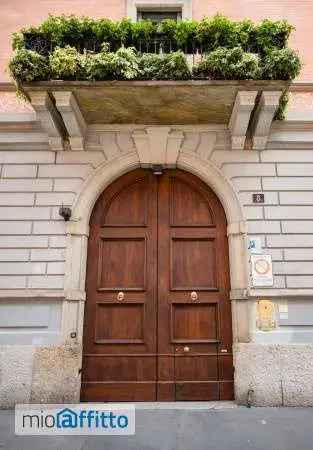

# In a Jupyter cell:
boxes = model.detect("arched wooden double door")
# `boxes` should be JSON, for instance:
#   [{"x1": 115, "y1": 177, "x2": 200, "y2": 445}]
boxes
[{"x1": 81, "y1": 169, "x2": 233, "y2": 401}]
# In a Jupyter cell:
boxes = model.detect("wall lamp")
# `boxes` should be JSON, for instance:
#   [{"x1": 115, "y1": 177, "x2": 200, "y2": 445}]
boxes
[
  {"x1": 59, "y1": 205, "x2": 72, "y2": 221},
  {"x1": 152, "y1": 164, "x2": 163, "y2": 175}
]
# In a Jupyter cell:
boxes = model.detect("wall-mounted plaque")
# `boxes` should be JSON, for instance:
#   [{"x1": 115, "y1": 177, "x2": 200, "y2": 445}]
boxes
[{"x1": 251, "y1": 254, "x2": 273, "y2": 287}]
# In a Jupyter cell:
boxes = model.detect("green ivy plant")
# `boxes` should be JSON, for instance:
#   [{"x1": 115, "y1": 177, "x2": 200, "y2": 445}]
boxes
[{"x1": 274, "y1": 91, "x2": 289, "y2": 120}]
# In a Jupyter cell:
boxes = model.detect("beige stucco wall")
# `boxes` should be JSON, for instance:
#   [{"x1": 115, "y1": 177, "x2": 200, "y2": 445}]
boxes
[{"x1": 0, "y1": 0, "x2": 313, "y2": 82}]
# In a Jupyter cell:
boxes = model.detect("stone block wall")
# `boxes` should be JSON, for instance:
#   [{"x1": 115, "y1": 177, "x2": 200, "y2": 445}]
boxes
[
  {"x1": 0, "y1": 120, "x2": 313, "y2": 406},
  {"x1": 234, "y1": 343, "x2": 313, "y2": 406},
  {"x1": 0, "y1": 125, "x2": 313, "y2": 315}
]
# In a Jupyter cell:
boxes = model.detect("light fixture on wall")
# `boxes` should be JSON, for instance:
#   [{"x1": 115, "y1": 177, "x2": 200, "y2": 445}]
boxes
[
  {"x1": 59, "y1": 205, "x2": 72, "y2": 221},
  {"x1": 152, "y1": 164, "x2": 163, "y2": 175}
]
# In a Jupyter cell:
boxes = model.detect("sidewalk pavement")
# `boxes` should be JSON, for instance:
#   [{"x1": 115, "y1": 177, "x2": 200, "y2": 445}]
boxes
[{"x1": 0, "y1": 403, "x2": 312, "y2": 450}]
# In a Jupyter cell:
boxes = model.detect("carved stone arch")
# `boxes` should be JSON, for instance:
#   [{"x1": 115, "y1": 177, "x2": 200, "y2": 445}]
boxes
[
  {"x1": 63, "y1": 151, "x2": 250, "y2": 347},
  {"x1": 69, "y1": 152, "x2": 245, "y2": 234}
]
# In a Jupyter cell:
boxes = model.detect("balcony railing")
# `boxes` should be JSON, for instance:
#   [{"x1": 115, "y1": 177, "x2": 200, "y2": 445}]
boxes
[{"x1": 24, "y1": 32, "x2": 205, "y2": 59}]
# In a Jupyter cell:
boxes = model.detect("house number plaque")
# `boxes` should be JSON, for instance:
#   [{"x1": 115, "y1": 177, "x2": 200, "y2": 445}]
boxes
[{"x1": 252, "y1": 193, "x2": 265, "y2": 204}]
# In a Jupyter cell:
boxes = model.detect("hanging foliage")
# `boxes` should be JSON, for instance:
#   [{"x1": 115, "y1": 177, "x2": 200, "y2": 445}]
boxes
[{"x1": 9, "y1": 14, "x2": 301, "y2": 89}]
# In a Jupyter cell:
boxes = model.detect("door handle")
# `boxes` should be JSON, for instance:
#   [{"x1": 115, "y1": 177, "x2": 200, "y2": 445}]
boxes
[
  {"x1": 175, "y1": 346, "x2": 190, "y2": 353},
  {"x1": 117, "y1": 291, "x2": 125, "y2": 301},
  {"x1": 190, "y1": 291, "x2": 198, "y2": 301}
]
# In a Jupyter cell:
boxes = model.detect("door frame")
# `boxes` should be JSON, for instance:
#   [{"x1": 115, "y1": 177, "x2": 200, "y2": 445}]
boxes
[{"x1": 62, "y1": 152, "x2": 250, "y2": 371}]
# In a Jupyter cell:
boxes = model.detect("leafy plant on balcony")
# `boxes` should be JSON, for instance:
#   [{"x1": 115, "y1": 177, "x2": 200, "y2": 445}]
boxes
[
  {"x1": 87, "y1": 46, "x2": 140, "y2": 80},
  {"x1": 41, "y1": 15, "x2": 85, "y2": 48},
  {"x1": 132, "y1": 20, "x2": 156, "y2": 50},
  {"x1": 255, "y1": 19, "x2": 294, "y2": 54},
  {"x1": 9, "y1": 14, "x2": 301, "y2": 86},
  {"x1": 261, "y1": 47, "x2": 301, "y2": 80},
  {"x1": 196, "y1": 15, "x2": 239, "y2": 51},
  {"x1": 193, "y1": 47, "x2": 261, "y2": 80},
  {"x1": 8, "y1": 48, "x2": 50, "y2": 82},
  {"x1": 49, "y1": 46, "x2": 87, "y2": 80},
  {"x1": 175, "y1": 20, "x2": 198, "y2": 52},
  {"x1": 92, "y1": 18, "x2": 118, "y2": 50},
  {"x1": 138, "y1": 52, "x2": 191, "y2": 80},
  {"x1": 116, "y1": 18, "x2": 133, "y2": 46},
  {"x1": 12, "y1": 27, "x2": 41, "y2": 51},
  {"x1": 234, "y1": 19, "x2": 255, "y2": 52},
  {"x1": 12, "y1": 14, "x2": 298, "y2": 56},
  {"x1": 158, "y1": 19, "x2": 177, "y2": 41}
]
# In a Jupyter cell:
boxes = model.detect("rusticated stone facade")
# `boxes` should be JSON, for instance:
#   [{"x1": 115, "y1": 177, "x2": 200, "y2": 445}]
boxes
[{"x1": 0, "y1": 109, "x2": 313, "y2": 406}]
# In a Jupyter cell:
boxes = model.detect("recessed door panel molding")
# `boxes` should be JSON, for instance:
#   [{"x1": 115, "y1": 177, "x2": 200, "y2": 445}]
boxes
[
  {"x1": 82, "y1": 169, "x2": 233, "y2": 402},
  {"x1": 170, "y1": 177, "x2": 215, "y2": 227},
  {"x1": 170, "y1": 238, "x2": 218, "y2": 290},
  {"x1": 102, "y1": 179, "x2": 148, "y2": 227},
  {"x1": 94, "y1": 303, "x2": 145, "y2": 344},
  {"x1": 171, "y1": 303, "x2": 219, "y2": 343},
  {"x1": 97, "y1": 237, "x2": 147, "y2": 291}
]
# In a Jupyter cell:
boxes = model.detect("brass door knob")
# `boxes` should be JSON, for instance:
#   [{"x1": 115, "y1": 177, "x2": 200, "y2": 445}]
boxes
[
  {"x1": 183, "y1": 346, "x2": 190, "y2": 353},
  {"x1": 117, "y1": 291, "x2": 125, "y2": 301},
  {"x1": 190, "y1": 291, "x2": 198, "y2": 301}
]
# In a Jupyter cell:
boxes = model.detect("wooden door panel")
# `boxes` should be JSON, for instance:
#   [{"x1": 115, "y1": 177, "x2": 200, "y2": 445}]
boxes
[
  {"x1": 174, "y1": 355, "x2": 218, "y2": 380},
  {"x1": 81, "y1": 382, "x2": 156, "y2": 402},
  {"x1": 220, "y1": 381, "x2": 235, "y2": 401},
  {"x1": 81, "y1": 169, "x2": 157, "y2": 401},
  {"x1": 97, "y1": 237, "x2": 146, "y2": 291},
  {"x1": 157, "y1": 382, "x2": 175, "y2": 401},
  {"x1": 170, "y1": 177, "x2": 214, "y2": 226},
  {"x1": 94, "y1": 302, "x2": 144, "y2": 343},
  {"x1": 82, "y1": 355, "x2": 156, "y2": 381},
  {"x1": 175, "y1": 382, "x2": 219, "y2": 401},
  {"x1": 219, "y1": 354, "x2": 235, "y2": 380},
  {"x1": 103, "y1": 179, "x2": 148, "y2": 226},
  {"x1": 170, "y1": 238, "x2": 218, "y2": 290},
  {"x1": 171, "y1": 303, "x2": 219, "y2": 343},
  {"x1": 82, "y1": 169, "x2": 233, "y2": 402},
  {"x1": 157, "y1": 170, "x2": 233, "y2": 401}
]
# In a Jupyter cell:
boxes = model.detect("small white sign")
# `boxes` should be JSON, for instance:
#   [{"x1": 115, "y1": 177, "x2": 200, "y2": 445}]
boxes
[
  {"x1": 248, "y1": 237, "x2": 263, "y2": 254},
  {"x1": 251, "y1": 254, "x2": 273, "y2": 287}
]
